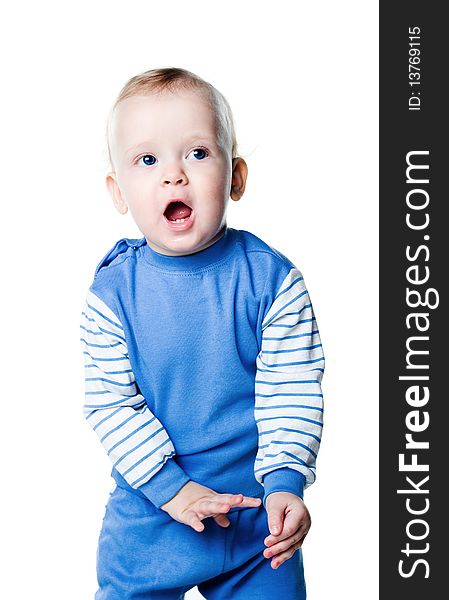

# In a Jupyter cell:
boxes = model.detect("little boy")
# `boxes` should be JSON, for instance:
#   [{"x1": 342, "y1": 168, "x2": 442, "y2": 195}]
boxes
[{"x1": 80, "y1": 67, "x2": 325, "y2": 599}]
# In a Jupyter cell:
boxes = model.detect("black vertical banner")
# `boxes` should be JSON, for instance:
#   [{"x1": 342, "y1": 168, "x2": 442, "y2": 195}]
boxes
[{"x1": 380, "y1": 2, "x2": 447, "y2": 597}]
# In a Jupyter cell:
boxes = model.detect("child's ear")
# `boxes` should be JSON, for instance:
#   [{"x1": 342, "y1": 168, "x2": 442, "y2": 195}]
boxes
[
  {"x1": 230, "y1": 157, "x2": 248, "y2": 201},
  {"x1": 106, "y1": 172, "x2": 128, "y2": 215}
]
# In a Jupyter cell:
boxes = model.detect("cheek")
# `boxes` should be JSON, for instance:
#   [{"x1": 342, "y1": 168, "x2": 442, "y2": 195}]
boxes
[
  {"x1": 124, "y1": 185, "x2": 155, "y2": 222},
  {"x1": 198, "y1": 164, "x2": 231, "y2": 197},
  {"x1": 202, "y1": 181, "x2": 229, "y2": 210},
  {"x1": 128, "y1": 172, "x2": 154, "y2": 193},
  {"x1": 126, "y1": 176, "x2": 156, "y2": 204}
]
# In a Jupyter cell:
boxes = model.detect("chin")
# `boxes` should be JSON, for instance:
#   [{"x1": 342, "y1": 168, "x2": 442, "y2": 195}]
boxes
[{"x1": 158, "y1": 237, "x2": 204, "y2": 257}]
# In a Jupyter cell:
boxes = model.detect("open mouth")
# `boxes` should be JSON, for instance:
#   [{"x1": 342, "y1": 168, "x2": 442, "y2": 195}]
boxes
[{"x1": 163, "y1": 200, "x2": 193, "y2": 223}]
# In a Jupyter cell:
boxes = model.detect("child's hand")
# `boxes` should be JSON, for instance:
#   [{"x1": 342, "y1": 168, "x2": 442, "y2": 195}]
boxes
[
  {"x1": 263, "y1": 492, "x2": 311, "y2": 569},
  {"x1": 160, "y1": 480, "x2": 262, "y2": 532}
]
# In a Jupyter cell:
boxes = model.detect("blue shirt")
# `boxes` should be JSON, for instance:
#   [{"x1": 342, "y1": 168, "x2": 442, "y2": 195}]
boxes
[{"x1": 80, "y1": 226, "x2": 324, "y2": 509}]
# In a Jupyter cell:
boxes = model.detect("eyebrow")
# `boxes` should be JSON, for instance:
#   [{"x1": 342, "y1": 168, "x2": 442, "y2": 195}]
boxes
[
  {"x1": 183, "y1": 133, "x2": 216, "y2": 144},
  {"x1": 124, "y1": 142, "x2": 152, "y2": 156},
  {"x1": 124, "y1": 134, "x2": 217, "y2": 157}
]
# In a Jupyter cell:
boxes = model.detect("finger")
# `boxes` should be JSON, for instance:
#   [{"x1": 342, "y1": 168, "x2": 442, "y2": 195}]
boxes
[
  {"x1": 270, "y1": 542, "x2": 302, "y2": 569},
  {"x1": 267, "y1": 507, "x2": 285, "y2": 537},
  {"x1": 264, "y1": 511, "x2": 310, "y2": 547},
  {"x1": 217, "y1": 493, "x2": 244, "y2": 506},
  {"x1": 238, "y1": 496, "x2": 263, "y2": 507},
  {"x1": 263, "y1": 530, "x2": 305, "y2": 558},
  {"x1": 264, "y1": 529, "x2": 289, "y2": 547},
  {"x1": 184, "y1": 510, "x2": 205, "y2": 533},
  {"x1": 282, "y1": 506, "x2": 309, "y2": 537},
  {"x1": 264, "y1": 519, "x2": 310, "y2": 551},
  {"x1": 214, "y1": 514, "x2": 231, "y2": 528},
  {"x1": 198, "y1": 499, "x2": 232, "y2": 516},
  {"x1": 218, "y1": 494, "x2": 261, "y2": 508}
]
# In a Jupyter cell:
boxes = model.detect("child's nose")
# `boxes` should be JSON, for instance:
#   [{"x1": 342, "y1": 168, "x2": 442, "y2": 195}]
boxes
[{"x1": 160, "y1": 165, "x2": 188, "y2": 186}]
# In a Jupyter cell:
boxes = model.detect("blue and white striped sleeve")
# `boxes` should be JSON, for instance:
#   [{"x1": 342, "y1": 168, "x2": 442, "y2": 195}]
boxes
[
  {"x1": 254, "y1": 267, "x2": 325, "y2": 507},
  {"x1": 80, "y1": 289, "x2": 191, "y2": 507}
]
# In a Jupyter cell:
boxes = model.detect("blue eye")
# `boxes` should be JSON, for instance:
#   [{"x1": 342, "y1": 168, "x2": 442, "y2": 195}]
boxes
[
  {"x1": 138, "y1": 154, "x2": 157, "y2": 166},
  {"x1": 187, "y1": 148, "x2": 208, "y2": 160}
]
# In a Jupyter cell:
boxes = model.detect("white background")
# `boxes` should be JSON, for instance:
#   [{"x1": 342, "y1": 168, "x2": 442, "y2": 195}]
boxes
[{"x1": 2, "y1": 1, "x2": 378, "y2": 598}]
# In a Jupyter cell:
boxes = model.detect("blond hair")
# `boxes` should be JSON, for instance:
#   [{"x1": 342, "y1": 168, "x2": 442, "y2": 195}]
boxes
[{"x1": 106, "y1": 67, "x2": 238, "y2": 170}]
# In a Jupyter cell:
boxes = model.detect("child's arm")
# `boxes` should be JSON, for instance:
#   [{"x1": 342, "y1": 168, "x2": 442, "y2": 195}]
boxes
[
  {"x1": 80, "y1": 289, "x2": 191, "y2": 509},
  {"x1": 254, "y1": 266, "x2": 325, "y2": 507},
  {"x1": 254, "y1": 266, "x2": 324, "y2": 567}
]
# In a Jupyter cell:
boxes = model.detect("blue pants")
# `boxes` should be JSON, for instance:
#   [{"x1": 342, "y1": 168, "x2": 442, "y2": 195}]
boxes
[{"x1": 95, "y1": 485, "x2": 306, "y2": 599}]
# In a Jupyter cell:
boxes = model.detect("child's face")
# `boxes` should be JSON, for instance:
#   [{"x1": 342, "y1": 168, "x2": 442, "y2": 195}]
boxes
[{"x1": 107, "y1": 89, "x2": 247, "y2": 256}]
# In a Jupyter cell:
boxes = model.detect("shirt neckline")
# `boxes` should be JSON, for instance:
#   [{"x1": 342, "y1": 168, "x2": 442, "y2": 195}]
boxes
[{"x1": 141, "y1": 226, "x2": 237, "y2": 272}]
